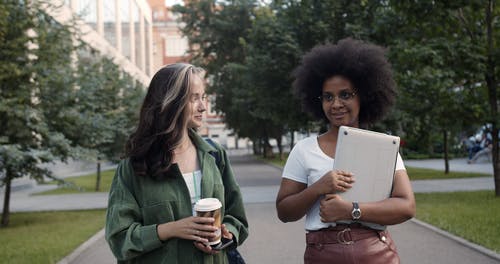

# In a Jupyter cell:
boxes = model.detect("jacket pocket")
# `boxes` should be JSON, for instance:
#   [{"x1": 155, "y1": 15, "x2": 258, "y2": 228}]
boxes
[{"x1": 141, "y1": 200, "x2": 177, "y2": 225}]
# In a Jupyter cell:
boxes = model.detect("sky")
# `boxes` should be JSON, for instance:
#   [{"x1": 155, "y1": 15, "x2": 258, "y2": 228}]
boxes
[{"x1": 165, "y1": 0, "x2": 184, "y2": 7}]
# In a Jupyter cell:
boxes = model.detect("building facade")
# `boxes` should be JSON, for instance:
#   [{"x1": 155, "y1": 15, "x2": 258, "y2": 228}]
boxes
[
  {"x1": 148, "y1": 0, "x2": 189, "y2": 71},
  {"x1": 47, "y1": 0, "x2": 154, "y2": 86},
  {"x1": 42, "y1": 0, "x2": 247, "y2": 148}
]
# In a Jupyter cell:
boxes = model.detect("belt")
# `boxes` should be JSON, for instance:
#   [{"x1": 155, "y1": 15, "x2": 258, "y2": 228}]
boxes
[{"x1": 306, "y1": 224, "x2": 386, "y2": 245}]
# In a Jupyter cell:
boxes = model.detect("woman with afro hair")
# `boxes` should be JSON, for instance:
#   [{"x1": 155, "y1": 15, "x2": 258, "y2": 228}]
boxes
[{"x1": 276, "y1": 38, "x2": 415, "y2": 264}]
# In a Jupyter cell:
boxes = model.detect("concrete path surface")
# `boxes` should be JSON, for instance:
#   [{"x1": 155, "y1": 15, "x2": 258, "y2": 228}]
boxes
[
  {"x1": 3, "y1": 155, "x2": 500, "y2": 264},
  {"x1": 405, "y1": 157, "x2": 493, "y2": 174}
]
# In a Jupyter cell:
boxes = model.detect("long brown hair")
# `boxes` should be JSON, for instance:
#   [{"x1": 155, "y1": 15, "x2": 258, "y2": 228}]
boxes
[{"x1": 125, "y1": 63, "x2": 205, "y2": 179}]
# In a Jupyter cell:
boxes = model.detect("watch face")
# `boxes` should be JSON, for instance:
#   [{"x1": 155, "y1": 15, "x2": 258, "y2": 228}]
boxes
[
  {"x1": 353, "y1": 210, "x2": 361, "y2": 218},
  {"x1": 352, "y1": 202, "x2": 361, "y2": 220}
]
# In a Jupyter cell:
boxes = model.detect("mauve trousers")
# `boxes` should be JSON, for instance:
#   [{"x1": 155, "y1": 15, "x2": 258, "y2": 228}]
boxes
[{"x1": 304, "y1": 227, "x2": 400, "y2": 264}]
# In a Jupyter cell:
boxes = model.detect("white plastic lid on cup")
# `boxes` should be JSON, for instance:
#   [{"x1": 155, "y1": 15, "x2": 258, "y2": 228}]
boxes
[{"x1": 194, "y1": 198, "x2": 222, "y2": 212}]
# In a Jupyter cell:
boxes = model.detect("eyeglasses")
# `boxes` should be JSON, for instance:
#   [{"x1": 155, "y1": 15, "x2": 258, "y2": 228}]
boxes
[{"x1": 318, "y1": 91, "x2": 357, "y2": 104}]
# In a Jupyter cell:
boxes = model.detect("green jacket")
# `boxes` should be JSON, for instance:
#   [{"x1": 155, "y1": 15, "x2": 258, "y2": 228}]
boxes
[{"x1": 105, "y1": 131, "x2": 249, "y2": 263}]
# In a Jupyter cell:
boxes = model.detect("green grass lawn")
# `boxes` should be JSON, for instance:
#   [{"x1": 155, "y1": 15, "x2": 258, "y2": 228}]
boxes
[
  {"x1": 415, "y1": 191, "x2": 500, "y2": 253},
  {"x1": 37, "y1": 169, "x2": 115, "y2": 195},
  {"x1": 257, "y1": 154, "x2": 288, "y2": 167},
  {"x1": 257, "y1": 155, "x2": 490, "y2": 180},
  {"x1": 406, "y1": 167, "x2": 490, "y2": 180},
  {"x1": 0, "y1": 210, "x2": 106, "y2": 264}
]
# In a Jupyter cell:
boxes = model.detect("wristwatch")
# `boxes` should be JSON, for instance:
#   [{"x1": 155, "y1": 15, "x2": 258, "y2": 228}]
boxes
[{"x1": 351, "y1": 202, "x2": 361, "y2": 220}]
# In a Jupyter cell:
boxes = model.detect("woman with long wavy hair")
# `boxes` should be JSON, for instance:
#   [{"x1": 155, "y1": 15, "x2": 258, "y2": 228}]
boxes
[{"x1": 106, "y1": 63, "x2": 248, "y2": 263}]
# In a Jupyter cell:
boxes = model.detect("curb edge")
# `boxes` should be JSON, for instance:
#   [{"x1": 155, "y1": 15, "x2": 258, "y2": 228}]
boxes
[
  {"x1": 410, "y1": 218, "x2": 500, "y2": 262},
  {"x1": 57, "y1": 228, "x2": 106, "y2": 264}
]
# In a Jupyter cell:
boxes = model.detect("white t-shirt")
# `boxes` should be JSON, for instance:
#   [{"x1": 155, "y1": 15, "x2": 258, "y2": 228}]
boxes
[
  {"x1": 182, "y1": 170, "x2": 202, "y2": 214},
  {"x1": 282, "y1": 136, "x2": 405, "y2": 231}
]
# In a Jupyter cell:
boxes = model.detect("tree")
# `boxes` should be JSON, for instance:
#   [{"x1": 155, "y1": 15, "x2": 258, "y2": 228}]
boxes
[
  {"x1": 0, "y1": 1, "x2": 80, "y2": 226},
  {"x1": 175, "y1": 0, "x2": 395, "y2": 154},
  {"x1": 386, "y1": 1, "x2": 499, "y2": 192},
  {"x1": 274, "y1": 0, "x2": 384, "y2": 51},
  {"x1": 174, "y1": 0, "x2": 499, "y2": 187},
  {"x1": 389, "y1": 40, "x2": 485, "y2": 171},
  {"x1": 173, "y1": 0, "x2": 260, "y2": 147},
  {"x1": 0, "y1": 1, "x2": 146, "y2": 226},
  {"x1": 240, "y1": 6, "x2": 306, "y2": 158},
  {"x1": 71, "y1": 50, "x2": 144, "y2": 191}
]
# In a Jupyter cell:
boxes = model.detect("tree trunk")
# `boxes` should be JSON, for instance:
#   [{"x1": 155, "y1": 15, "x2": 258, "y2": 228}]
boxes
[
  {"x1": 443, "y1": 130, "x2": 449, "y2": 174},
  {"x1": 484, "y1": 0, "x2": 499, "y2": 196},
  {"x1": 252, "y1": 138, "x2": 260, "y2": 155},
  {"x1": 95, "y1": 158, "x2": 101, "y2": 192},
  {"x1": 276, "y1": 136, "x2": 283, "y2": 160},
  {"x1": 492, "y1": 127, "x2": 500, "y2": 197},
  {"x1": 262, "y1": 133, "x2": 274, "y2": 159},
  {"x1": 289, "y1": 131, "x2": 295, "y2": 152},
  {"x1": 1, "y1": 173, "x2": 12, "y2": 227}
]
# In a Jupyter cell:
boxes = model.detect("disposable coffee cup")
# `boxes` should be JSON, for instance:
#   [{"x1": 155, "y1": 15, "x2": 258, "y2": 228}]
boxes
[{"x1": 194, "y1": 198, "x2": 222, "y2": 245}]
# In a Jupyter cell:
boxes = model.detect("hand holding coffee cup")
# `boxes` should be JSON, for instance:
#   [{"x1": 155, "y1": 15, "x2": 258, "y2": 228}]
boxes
[{"x1": 194, "y1": 198, "x2": 222, "y2": 246}]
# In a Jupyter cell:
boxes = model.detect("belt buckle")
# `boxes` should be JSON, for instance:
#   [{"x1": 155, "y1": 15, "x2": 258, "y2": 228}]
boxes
[{"x1": 337, "y1": 228, "x2": 354, "y2": 245}]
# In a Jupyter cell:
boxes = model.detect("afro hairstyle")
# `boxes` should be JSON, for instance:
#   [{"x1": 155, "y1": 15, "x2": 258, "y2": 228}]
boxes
[{"x1": 292, "y1": 38, "x2": 397, "y2": 126}]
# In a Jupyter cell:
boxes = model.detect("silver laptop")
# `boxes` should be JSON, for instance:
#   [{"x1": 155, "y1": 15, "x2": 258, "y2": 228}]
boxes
[{"x1": 333, "y1": 126, "x2": 400, "y2": 202}]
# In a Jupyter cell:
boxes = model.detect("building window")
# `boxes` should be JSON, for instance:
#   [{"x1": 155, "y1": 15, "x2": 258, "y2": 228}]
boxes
[
  {"x1": 133, "y1": 3, "x2": 142, "y2": 69},
  {"x1": 164, "y1": 35, "x2": 187, "y2": 57},
  {"x1": 77, "y1": 0, "x2": 97, "y2": 31},
  {"x1": 103, "y1": 0, "x2": 116, "y2": 48},
  {"x1": 131, "y1": 1, "x2": 137, "y2": 64},
  {"x1": 145, "y1": 20, "x2": 151, "y2": 75},
  {"x1": 208, "y1": 95, "x2": 217, "y2": 115},
  {"x1": 121, "y1": 0, "x2": 131, "y2": 60},
  {"x1": 153, "y1": 9, "x2": 164, "y2": 21}
]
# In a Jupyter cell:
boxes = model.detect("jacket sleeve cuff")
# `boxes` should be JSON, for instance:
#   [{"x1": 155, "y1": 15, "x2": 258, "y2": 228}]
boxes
[
  {"x1": 224, "y1": 224, "x2": 240, "y2": 245},
  {"x1": 141, "y1": 224, "x2": 163, "y2": 250}
]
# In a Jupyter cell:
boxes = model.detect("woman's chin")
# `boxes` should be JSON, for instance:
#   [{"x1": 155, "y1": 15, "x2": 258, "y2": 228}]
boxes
[
  {"x1": 330, "y1": 120, "x2": 358, "y2": 128},
  {"x1": 193, "y1": 122, "x2": 204, "y2": 128}
]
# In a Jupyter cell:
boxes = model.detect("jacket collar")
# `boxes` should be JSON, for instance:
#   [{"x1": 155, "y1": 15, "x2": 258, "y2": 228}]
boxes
[{"x1": 189, "y1": 129, "x2": 217, "y2": 154}]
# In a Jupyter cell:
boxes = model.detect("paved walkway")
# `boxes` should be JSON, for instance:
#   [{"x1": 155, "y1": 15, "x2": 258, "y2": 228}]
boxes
[
  {"x1": 2, "y1": 156, "x2": 500, "y2": 264},
  {"x1": 405, "y1": 157, "x2": 493, "y2": 174},
  {"x1": 407, "y1": 158, "x2": 495, "y2": 193}
]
